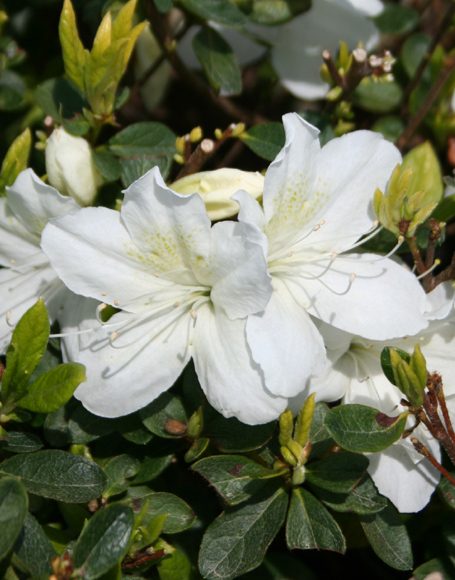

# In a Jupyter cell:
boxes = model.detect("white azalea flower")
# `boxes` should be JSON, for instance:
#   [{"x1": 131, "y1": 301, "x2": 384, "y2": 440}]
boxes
[
  {"x1": 235, "y1": 112, "x2": 428, "y2": 402},
  {"x1": 306, "y1": 292, "x2": 455, "y2": 513},
  {"x1": 271, "y1": 0, "x2": 383, "y2": 100},
  {"x1": 45, "y1": 127, "x2": 101, "y2": 206},
  {"x1": 41, "y1": 167, "x2": 286, "y2": 424},
  {"x1": 0, "y1": 169, "x2": 80, "y2": 350}
]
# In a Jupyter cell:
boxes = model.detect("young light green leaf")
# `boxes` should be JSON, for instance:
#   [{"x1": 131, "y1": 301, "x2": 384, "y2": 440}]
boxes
[
  {"x1": 306, "y1": 452, "x2": 368, "y2": 494},
  {"x1": 198, "y1": 486, "x2": 288, "y2": 579},
  {"x1": 0, "y1": 450, "x2": 106, "y2": 503},
  {"x1": 0, "y1": 477, "x2": 28, "y2": 561},
  {"x1": 324, "y1": 404, "x2": 408, "y2": 453},
  {"x1": 1, "y1": 300, "x2": 49, "y2": 402},
  {"x1": 157, "y1": 545, "x2": 193, "y2": 580},
  {"x1": 13, "y1": 513, "x2": 56, "y2": 577},
  {"x1": 401, "y1": 141, "x2": 443, "y2": 207},
  {"x1": 16, "y1": 363, "x2": 86, "y2": 413},
  {"x1": 240, "y1": 123, "x2": 285, "y2": 161},
  {"x1": 360, "y1": 503, "x2": 413, "y2": 571},
  {"x1": 59, "y1": 0, "x2": 87, "y2": 92},
  {"x1": 128, "y1": 491, "x2": 196, "y2": 534},
  {"x1": 0, "y1": 128, "x2": 32, "y2": 194},
  {"x1": 286, "y1": 488, "x2": 346, "y2": 553},
  {"x1": 193, "y1": 27, "x2": 242, "y2": 96},
  {"x1": 73, "y1": 504, "x2": 134, "y2": 579},
  {"x1": 237, "y1": 0, "x2": 311, "y2": 24},
  {"x1": 192, "y1": 455, "x2": 282, "y2": 505}
]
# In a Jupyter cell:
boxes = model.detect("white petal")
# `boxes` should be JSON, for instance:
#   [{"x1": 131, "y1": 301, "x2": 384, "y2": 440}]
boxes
[
  {"x1": 209, "y1": 221, "x2": 272, "y2": 319},
  {"x1": 68, "y1": 306, "x2": 192, "y2": 417},
  {"x1": 0, "y1": 199, "x2": 41, "y2": 267},
  {"x1": 41, "y1": 206, "x2": 179, "y2": 312},
  {"x1": 7, "y1": 169, "x2": 79, "y2": 236},
  {"x1": 346, "y1": 0, "x2": 383, "y2": 17},
  {"x1": 192, "y1": 304, "x2": 287, "y2": 425},
  {"x1": 233, "y1": 190, "x2": 266, "y2": 232},
  {"x1": 122, "y1": 166, "x2": 211, "y2": 285},
  {"x1": 368, "y1": 435, "x2": 440, "y2": 513},
  {"x1": 272, "y1": 0, "x2": 379, "y2": 100},
  {"x1": 292, "y1": 253, "x2": 427, "y2": 340},
  {"x1": 424, "y1": 282, "x2": 454, "y2": 321},
  {"x1": 0, "y1": 265, "x2": 58, "y2": 350},
  {"x1": 246, "y1": 278, "x2": 326, "y2": 398}
]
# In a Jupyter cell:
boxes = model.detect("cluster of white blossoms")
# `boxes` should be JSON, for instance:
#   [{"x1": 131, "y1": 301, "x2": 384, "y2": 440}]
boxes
[{"x1": 1, "y1": 113, "x2": 454, "y2": 514}]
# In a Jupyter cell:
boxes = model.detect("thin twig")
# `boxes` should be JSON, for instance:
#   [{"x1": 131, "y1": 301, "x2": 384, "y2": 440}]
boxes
[
  {"x1": 401, "y1": 1, "x2": 455, "y2": 115},
  {"x1": 411, "y1": 436, "x2": 455, "y2": 485},
  {"x1": 424, "y1": 390, "x2": 455, "y2": 465}
]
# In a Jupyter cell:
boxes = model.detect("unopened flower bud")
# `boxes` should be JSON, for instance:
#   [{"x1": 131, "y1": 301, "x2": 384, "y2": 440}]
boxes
[
  {"x1": 171, "y1": 168, "x2": 264, "y2": 221},
  {"x1": 279, "y1": 409, "x2": 294, "y2": 447},
  {"x1": 294, "y1": 393, "x2": 315, "y2": 446},
  {"x1": 189, "y1": 126, "x2": 203, "y2": 143},
  {"x1": 45, "y1": 127, "x2": 101, "y2": 206},
  {"x1": 389, "y1": 348, "x2": 425, "y2": 407}
]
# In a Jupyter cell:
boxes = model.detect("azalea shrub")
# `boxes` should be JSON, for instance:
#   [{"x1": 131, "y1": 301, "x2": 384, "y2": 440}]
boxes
[{"x1": 0, "y1": 0, "x2": 455, "y2": 578}]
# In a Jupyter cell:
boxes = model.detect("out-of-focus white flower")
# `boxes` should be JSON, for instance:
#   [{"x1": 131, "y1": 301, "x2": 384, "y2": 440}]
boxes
[
  {"x1": 294, "y1": 283, "x2": 455, "y2": 513},
  {"x1": 41, "y1": 167, "x2": 284, "y2": 424},
  {"x1": 0, "y1": 169, "x2": 81, "y2": 349},
  {"x1": 171, "y1": 168, "x2": 264, "y2": 221},
  {"x1": 235, "y1": 112, "x2": 427, "y2": 403},
  {"x1": 45, "y1": 127, "x2": 101, "y2": 206}
]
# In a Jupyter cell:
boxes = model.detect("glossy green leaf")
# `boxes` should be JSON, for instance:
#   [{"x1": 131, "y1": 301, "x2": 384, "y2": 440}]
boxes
[
  {"x1": 286, "y1": 488, "x2": 346, "y2": 553},
  {"x1": 2, "y1": 300, "x2": 49, "y2": 402},
  {"x1": 0, "y1": 478, "x2": 28, "y2": 561},
  {"x1": 13, "y1": 513, "x2": 56, "y2": 577},
  {"x1": 0, "y1": 70, "x2": 26, "y2": 111},
  {"x1": 353, "y1": 78, "x2": 403, "y2": 114},
  {"x1": 103, "y1": 454, "x2": 141, "y2": 498},
  {"x1": 74, "y1": 504, "x2": 134, "y2": 579},
  {"x1": 372, "y1": 116, "x2": 405, "y2": 142},
  {"x1": 401, "y1": 33, "x2": 431, "y2": 78},
  {"x1": 241, "y1": 122, "x2": 285, "y2": 161},
  {"x1": 131, "y1": 454, "x2": 174, "y2": 484},
  {"x1": 317, "y1": 475, "x2": 387, "y2": 515},
  {"x1": 433, "y1": 193, "x2": 455, "y2": 222},
  {"x1": 35, "y1": 77, "x2": 87, "y2": 123},
  {"x1": 360, "y1": 504, "x2": 413, "y2": 571},
  {"x1": 413, "y1": 558, "x2": 455, "y2": 580},
  {"x1": 199, "y1": 486, "x2": 288, "y2": 579},
  {"x1": 206, "y1": 414, "x2": 275, "y2": 452},
  {"x1": 306, "y1": 452, "x2": 368, "y2": 494},
  {"x1": 157, "y1": 545, "x2": 193, "y2": 580},
  {"x1": 128, "y1": 491, "x2": 196, "y2": 534},
  {"x1": 93, "y1": 150, "x2": 122, "y2": 182},
  {"x1": 438, "y1": 476, "x2": 455, "y2": 510},
  {"x1": 374, "y1": 5, "x2": 419, "y2": 34},
  {"x1": 16, "y1": 363, "x2": 86, "y2": 413},
  {"x1": 108, "y1": 122, "x2": 176, "y2": 185},
  {"x1": 192, "y1": 455, "x2": 281, "y2": 505},
  {"x1": 140, "y1": 392, "x2": 188, "y2": 438},
  {"x1": 324, "y1": 404, "x2": 407, "y2": 453},
  {"x1": 178, "y1": 0, "x2": 247, "y2": 26},
  {"x1": 193, "y1": 27, "x2": 242, "y2": 96},
  {"x1": 0, "y1": 431, "x2": 43, "y2": 453},
  {"x1": 0, "y1": 450, "x2": 106, "y2": 503}
]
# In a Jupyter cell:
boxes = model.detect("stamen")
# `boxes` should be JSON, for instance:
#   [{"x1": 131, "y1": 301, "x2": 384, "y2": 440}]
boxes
[
  {"x1": 316, "y1": 272, "x2": 356, "y2": 295},
  {"x1": 50, "y1": 327, "x2": 100, "y2": 339},
  {"x1": 6, "y1": 310, "x2": 14, "y2": 327},
  {"x1": 417, "y1": 259, "x2": 441, "y2": 279}
]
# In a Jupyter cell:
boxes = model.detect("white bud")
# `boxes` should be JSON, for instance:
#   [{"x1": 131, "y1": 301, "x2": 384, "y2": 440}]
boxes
[
  {"x1": 45, "y1": 127, "x2": 101, "y2": 206},
  {"x1": 171, "y1": 168, "x2": 264, "y2": 221}
]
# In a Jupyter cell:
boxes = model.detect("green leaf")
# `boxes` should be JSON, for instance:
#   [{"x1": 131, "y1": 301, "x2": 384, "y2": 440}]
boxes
[
  {"x1": 353, "y1": 78, "x2": 403, "y2": 114},
  {"x1": 192, "y1": 455, "x2": 282, "y2": 505},
  {"x1": 401, "y1": 33, "x2": 431, "y2": 78},
  {"x1": 306, "y1": 452, "x2": 368, "y2": 494},
  {"x1": 241, "y1": 123, "x2": 285, "y2": 161},
  {"x1": 0, "y1": 129, "x2": 32, "y2": 194},
  {"x1": 103, "y1": 454, "x2": 141, "y2": 497},
  {"x1": 372, "y1": 116, "x2": 405, "y2": 142},
  {"x1": 59, "y1": 0, "x2": 88, "y2": 92},
  {"x1": 157, "y1": 545, "x2": 193, "y2": 580},
  {"x1": 235, "y1": 0, "x2": 311, "y2": 24},
  {"x1": 140, "y1": 392, "x2": 188, "y2": 438},
  {"x1": 206, "y1": 414, "x2": 275, "y2": 452},
  {"x1": 360, "y1": 503, "x2": 413, "y2": 571},
  {"x1": 193, "y1": 27, "x2": 242, "y2": 96},
  {"x1": 438, "y1": 476, "x2": 455, "y2": 510},
  {"x1": 324, "y1": 404, "x2": 408, "y2": 453},
  {"x1": 184, "y1": 436, "x2": 210, "y2": 462},
  {"x1": 433, "y1": 193, "x2": 455, "y2": 222},
  {"x1": 108, "y1": 122, "x2": 176, "y2": 185},
  {"x1": 246, "y1": 552, "x2": 316, "y2": 579},
  {"x1": 155, "y1": 0, "x2": 174, "y2": 12},
  {"x1": 0, "y1": 431, "x2": 43, "y2": 453},
  {"x1": 413, "y1": 558, "x2": 455, "y2": 580},
  {"x1": 317, "y1": 475, "x2": 387, "y2": 515},
  {"x1": 380, "y1": 346, "x2": 411, "y2": 386},
  {"x1": 128, "y1": 491, "x2": 196, "y2": 534},
  {"x1": 286, "y1": 488, "x2": 346, "y2": 553},
  {"x1": 0, "y1": 450, "x2": 106, "y2": 503},
  {"x1": 16, "y1": 363, "x2": 86, "y2": 413},
  {"x1": 374, "y1": 5, "x2": 419, "y2": 35},
  {"x1": 0, "y1": 70, "x2": 26, "y2": 111},
  {"x1": 35, "y1": 78, "x2": 87, "y2": 123},
  {"x1": 93, "y1": 150, "x2": 122, "y2": 182},
  {"x1": 401, "y1": 141, "x2": 443, "y2": 204},
  {"x1": 178, "y1": 0, "x2": 248, "y2": 26},
  {"x1": 0, "y1": 478, "x2": 28, "y2": 561},
  {"x1": 13, "y1": 513, "x2": 56, "y2": 577},
  {"x1": 74, "y1": 504, "x2": 134, "y2": 579},
  {"x1": 2, "y1": 300, "x2": 49, "y2": 402},
  {"x1": 198, "y1": 486, "x2": 288, "y2": 579},
  {"x1": 131, "y1": 454, "x2": 174, "y2": 484}
]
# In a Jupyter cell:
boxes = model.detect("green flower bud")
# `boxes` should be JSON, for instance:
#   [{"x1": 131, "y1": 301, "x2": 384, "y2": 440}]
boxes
[
  {"x1": 279, "y1": 409, "x2": 294, "y2": 447},
  {"x1": 389, "y1": 348, "x2": 425, "y2": 407},
  {"x1": 294, "y1": 393, "x2": 315, "y2": 447}
]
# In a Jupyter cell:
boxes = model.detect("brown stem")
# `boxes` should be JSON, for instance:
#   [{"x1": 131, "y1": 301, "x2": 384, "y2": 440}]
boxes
[
  {"x1": 406, "y1": 235, "x2": 427, "y2": 274},
  {"x1": 322, "y1": 50, "x2": 345, "y2": 89},
  {"x1": 430, "y1": 253, "x2": 455, "y2": 289},
  {"x1": 411, "y1": 436, "x2": 455, "y2": 486},
  {"x1": 396, "y1": 54, "x2": 455, "y2": 151},
  {"x1": 175, "y1": 138, "x2": 216, "y2": 179},
  {"x1": 401, "y1": 1, "x2": 455, "y2": 115},
  {"x1": 423, "y1": 391, "x2": 455, "y2": 465},
  {"x1": 434, "y1": 381, "x2": 455, "y2": 444}
]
